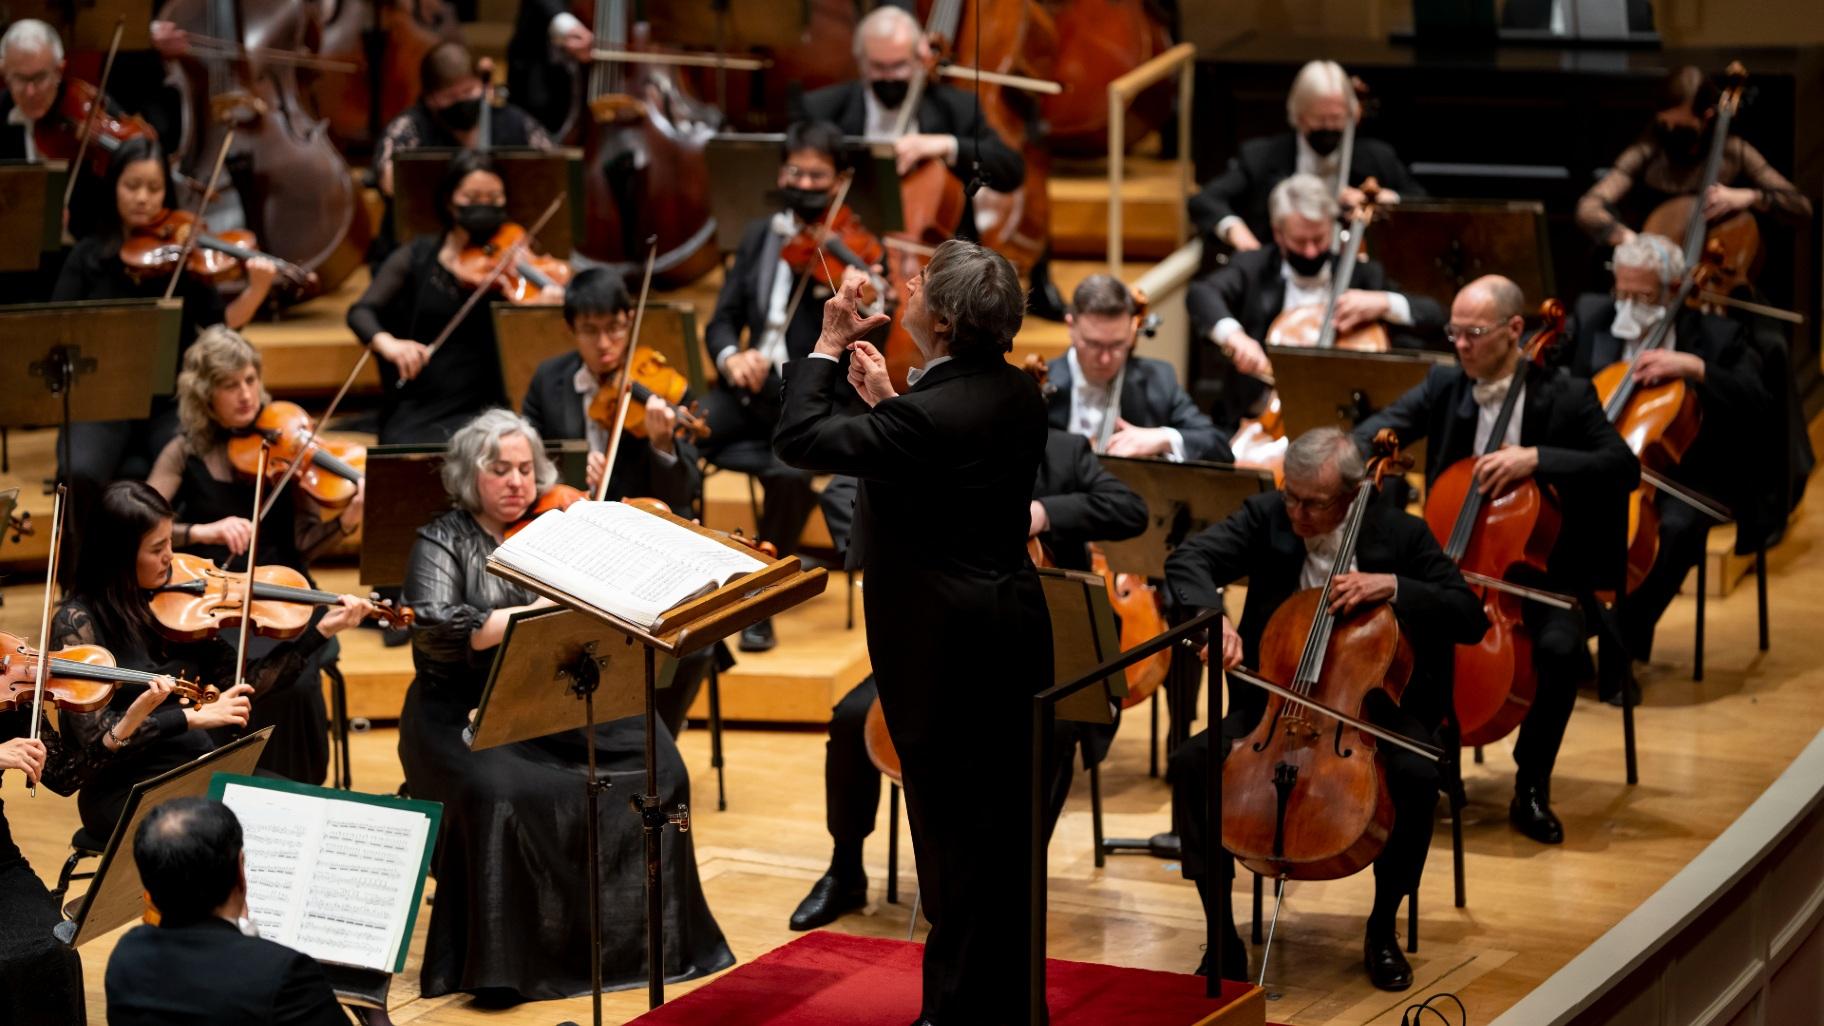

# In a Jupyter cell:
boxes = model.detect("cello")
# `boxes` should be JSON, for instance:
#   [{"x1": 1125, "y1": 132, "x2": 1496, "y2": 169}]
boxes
[
  {"x1": 1265, "y1": 178, "x2": 1391, "y2": 353},
  {"x1": 1640, "y1": 63, "x2": 1759, "y2": 297}
]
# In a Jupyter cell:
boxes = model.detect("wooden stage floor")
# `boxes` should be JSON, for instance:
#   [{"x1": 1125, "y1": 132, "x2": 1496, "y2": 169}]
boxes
[{"x1": 5, "y1": 478, "x2": 1824, "y2": 1024}]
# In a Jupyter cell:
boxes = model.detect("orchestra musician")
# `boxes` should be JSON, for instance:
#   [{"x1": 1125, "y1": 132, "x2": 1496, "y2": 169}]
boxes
[
  {"x1": 775, "y1": 241, "x2": 1052, "y2": 1024},
  {"x1": 1563, "y1": 235, "x2": 1772, "y2": 669},
  {"x1": 1352, "y1": 275, "x2": 1639, "y2": 843},
  {"x1": 349, "y1": 149, "x2": 559, "y2": 444},
  {"x1": 105, "y1": 798, "x2": 350, "y2": 1026},
  {"x1": 506, "y1": 0, "x2": 596, "y2": 135},
  {"x1": 1050, "y1": 274, "x2": 1234, "y2": 462},
  {"x1": 398, "y1": 409, "x2": 732, "y2": 1001},
  {"x1": 702, "y1": 120, "x2": 887, "y2": 652},
  {"x1": 147, "y1": 327, "x2": 365, "y2": 784},
  {"x1": 795, "y1": 428, "x2": 1146, "y2": 932},
  {"x1": 1187, "y1": 173, "x2": 1444, "y2": 431},
  {"x1": 1188, "y1": 60, "x2": 1423, "y2": 255},
  {"x1": 1164, "y1": 427, "x2": 1488, "y2": 989},
  {"x1": 1576, "y1": 66, "x2": 1811, "y2": 251},
  {"x1": 51, "y1": 481, "x2": 371, "y2": 841},
  {"x1": 1, "y1": 20, "x2": 77, "y2": 163},
  {"x1": 377, "y1": 41, "x2": 556, "y2": 200}
]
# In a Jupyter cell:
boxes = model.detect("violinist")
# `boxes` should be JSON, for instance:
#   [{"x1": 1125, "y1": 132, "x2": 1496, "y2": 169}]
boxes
[
  {"x1": 398, "y1": 409, "x2": 732, "y2": 1000},
  {"x1": 1187, "y1": 173, "x2": 1444, "y2": 431},
  {"x1": 147, "y1": 327, "x2": 365, "y2": 783},
  {"x1": 795, "y1": 428, "x2": 1146, "y2": 931},
  {"x1": 1164, "y1": 427, "x2": 1488, "y2": 989},
  {"x1": 703, "y1": 119, "x2": 885, "y2": 652},
  {"x1": 0, "y1": 20, "x2": 75, "y2": 162},
  {"x1": 1564, "y1": 235, "x2": 1772, "y2": 669},
  {"x1": 1577, "y1": 66, "x2": 1810, "y2": 250},
  {"x1": 1352, "y1": 276, "x2": 1638, "y2": 843},
  {"x1": 1050, "y1": 274, "x2": 1233, "y2": 462},
  {"x1": 52, "y1": 481, "x2": 371, "y2": 840},
  {"x1": 1189, "y1": 60, "x2": 1423, "y2": 254},
  {"x1": 376, "y1": 41, "x2": 555, "y2": 200},
  {"x1": 349, "y1": 148, "x2": 550, "y2": 444}
]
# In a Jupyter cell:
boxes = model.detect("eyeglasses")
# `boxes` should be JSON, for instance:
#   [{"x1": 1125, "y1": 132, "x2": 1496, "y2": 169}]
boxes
[
  {"x1": 1075, "y1": 337, "x2": 1131, "y2": 358},
  {"x1": 782, "y1": 165, "x2": 836, "y2": 187},
  {"x1": 1282, "y1": 489, "x2": 1347, "y2": 513},
  {"x1": 4, "y1": 69, "x2": 57, "y2": 91},
  {"x1": 1611, "y1": 288, "x2": 1662, "y2": 306},
  {"x1": 1443, "y1": 323, "x2": 1508, "y2": 344}
]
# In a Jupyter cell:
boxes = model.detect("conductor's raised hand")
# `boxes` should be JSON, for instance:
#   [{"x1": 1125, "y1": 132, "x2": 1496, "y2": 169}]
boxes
[
  {"x1": 846, "y1": 340, "x2": 898, "y2": 407},
  {"x1": 816, "y1": 267, "x2": 891, "y2": 358}
]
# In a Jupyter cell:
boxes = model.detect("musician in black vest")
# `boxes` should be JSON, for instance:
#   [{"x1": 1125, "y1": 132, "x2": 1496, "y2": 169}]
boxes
[
  {"x1": 1049, "y1": 274, "x2": 1233, "y2": 462},
  {"x1": 1165, "y1": 428, "x2": 1487, "y2": 990},
  {"x1": 792, "y1": 427, "x2": 1145, "y2": 931},
  {"x1": 1353, "y1": 275, "x2": 1639, "y2": 845},
  {"x1": 704, "y1": 120, "x2": 887, "y2": 651},
  {"x1": 1187, "y1": 174, "x2": 1445, "y2": 432},
  {"x1": 1188, "y1": 60, "x2": 1423, "y2": 255},
  {"x1": 1563, "y1": 235, "x2": 1771, "y2": 666},
  {"x1": 775, "y1": 241, "x2": 1052, "y2": 1025}
]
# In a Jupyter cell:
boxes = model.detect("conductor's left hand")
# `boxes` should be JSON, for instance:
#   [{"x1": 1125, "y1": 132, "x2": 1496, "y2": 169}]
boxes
[{"x1": 816, "y1": 267, "x2": 890, "y2": 358}]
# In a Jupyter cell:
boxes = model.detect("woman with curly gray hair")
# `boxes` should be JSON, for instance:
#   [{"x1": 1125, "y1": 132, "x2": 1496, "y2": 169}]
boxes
[{"x1": 397, "y1": 408, "x2": 732, "y2": 1002}]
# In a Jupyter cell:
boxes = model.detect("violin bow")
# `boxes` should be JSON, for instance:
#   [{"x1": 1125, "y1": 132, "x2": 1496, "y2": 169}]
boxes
[
  {"x1": 229, "y1": 444, "x2": 270, "y2": 701},
  {"x1": 61, "y1": 18, "x2": 127, "y2": 216},
  {"x1": 24, "y1": 485, "x2": 67, "y2": 798},
  {"x1": 780, "y1": 169, "x2": 860, "y2": 331},
  {"x1": 406, "y1": 193, "x2": 566, "y2": 387},
  {"x1": 593, "y1": 238, "x2": 660, "y2": 502},
  {"x1": 162, "y1": 129, "x2": 237, "y2": 302}
]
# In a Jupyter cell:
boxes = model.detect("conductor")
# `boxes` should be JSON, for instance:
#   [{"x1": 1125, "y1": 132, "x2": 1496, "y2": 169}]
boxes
[{"x1": 775, "y1": 239, "x2": 1054, "y2": 1025}]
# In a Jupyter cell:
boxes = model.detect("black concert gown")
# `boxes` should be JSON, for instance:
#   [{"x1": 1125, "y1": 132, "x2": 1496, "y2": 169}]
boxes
[{"x1": 0, "y1": 706, "x2": 95, "y2": 1026}]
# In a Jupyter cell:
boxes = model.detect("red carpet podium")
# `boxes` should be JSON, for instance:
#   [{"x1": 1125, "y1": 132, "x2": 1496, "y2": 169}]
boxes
[{"x1": 625, "y1": 932, "x2": 1268, "y2": 1026}]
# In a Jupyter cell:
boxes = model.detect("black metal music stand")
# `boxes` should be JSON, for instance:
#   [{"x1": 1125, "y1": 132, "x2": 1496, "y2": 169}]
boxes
[
  {"x1": 391, "y1": 148, "x2": 584, "y2": 255},
  {"x1": 1269, "y1": 346, "x2": 1448, "y2": 473},
  {"x1": 1370, "y1": 199, "x2": 1553, "y2": 313},
  {"x1": 704, "y1": 134, "x2": 903, "y2": 253}
]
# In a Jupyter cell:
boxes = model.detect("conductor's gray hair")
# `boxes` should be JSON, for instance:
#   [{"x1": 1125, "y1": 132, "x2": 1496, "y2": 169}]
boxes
[
  {"x1": 1286, "y1": 60, "x2": 1355, "y2": 126},
  {"x1": 853, "y1": 6, "x2": 920, "y2": 62},
  {"x1": 441, "y1": 408, "x2": 557, "y2": 514},
  {"x1": 1, "y1": 19, "x2": 63, "y2": 63},
  {"x1": 1614, "y1": 232, "x2": 1685, "y2": 289},
  {"x1": 1268, "y1": 173, "x2": 1338, "y2": 229},
  {"x1": 922, "y1": 239, "x2": 1025, "y2": 358},
  {"x1": 1283, "y1": 427, "x2": 1366, "y2": 490}
]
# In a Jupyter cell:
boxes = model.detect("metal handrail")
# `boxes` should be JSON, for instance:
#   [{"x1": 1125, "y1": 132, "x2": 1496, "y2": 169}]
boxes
[{"x1": 1107, "y1": 42, "x2": 1197, "y2": 278}]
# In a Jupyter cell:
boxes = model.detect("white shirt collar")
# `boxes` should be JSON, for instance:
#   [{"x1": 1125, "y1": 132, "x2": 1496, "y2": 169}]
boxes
[
  {"x1": 905, "y1": 354, "x2": 953, "y2": 388},
  {"x1": 572, "y1": 359, "x2": 600, "y2": 396},
  {"x1": 1279, "y1": 260, "x2": 1331, "y2": 292}
]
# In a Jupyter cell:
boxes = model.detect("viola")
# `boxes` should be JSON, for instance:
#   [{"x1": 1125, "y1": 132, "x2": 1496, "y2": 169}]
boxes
[
  {"x1": 226, "y1": 401, "x2": 366, "y2": 514},
  {"x1": 119, "y1": 208, "x2": 313, "y2": 289},
  {"x1": 453, "y1": 221, "x2": 575, "y2": 304},
  {"x1": 586, "y1": 350, "x2": 711, "y2": 442},
  {"x1": 1, "y1": 631, "x2": 220, "y2": 713},
  {"x1": 149, "y1": 552, "x2": 412, "y2": 643},
  {"x1": 31, "y1": 79, "x2": 160, "y2": 177},
  {"x1": 1422, "y1": 302, "x2": 1565, "y2": 746},
  {"x1": 504, "y1": 484, "x2": 587, "y2": 541},
  {"x1": 1223, "y1": 430, "x2": 1413, "y2": 881},
  {"x1": 1265, "y1": 178, "x2": 1390, "y2": 353}
]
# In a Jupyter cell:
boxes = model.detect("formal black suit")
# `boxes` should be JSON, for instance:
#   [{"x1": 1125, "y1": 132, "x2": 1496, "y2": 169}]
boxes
[
  {"x1": 1353, "y1": 360, "x2": 1638, "y2": 788},
  {"x1": 1186, "y1": 245, "x2": 1447, "y2": 430},
  {"x1": 775, "y1": 352, "x2": 1052, "y2": 1024},
  {"x1": 1044, "y1": 353, "x2": 1234, "y2": 463},
  {"x1": 1187, "y1": 133, "x2": 1425, "y2": 248},
  {"x1": 1564, "y1": 295, "x2": 1771, "y2": 657},
  {"x1": 520, "y1": 350, "x2": 703, "y2": 514},
  {"x1": 791, "y1": 80, "x2": 1024, "y2": 240},
  {"x1": 505, "y1": 0, "x2": 575, "y2": 134},
  {"x1": 1163, "y1": 492, "x2": 1486, "y2": 934},
  {"x1": 106, "y1": 917, "x2": 351, "y2": 1025}
]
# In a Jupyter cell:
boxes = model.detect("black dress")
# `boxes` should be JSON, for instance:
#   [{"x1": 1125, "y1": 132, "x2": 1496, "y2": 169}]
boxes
[
  {"x1": 398, "y1": 509, "x2": 732, "y2": 1001},
  {"x1": 346, "y1": 236, "x2": 509, "y2": 444}
]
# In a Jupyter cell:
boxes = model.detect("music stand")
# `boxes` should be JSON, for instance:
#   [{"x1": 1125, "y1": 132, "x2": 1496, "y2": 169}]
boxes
[
  {"x1": 61, "y1": 727, "x2": 274, "y2": 947},
  {"x1": 0, "y1": 161, "x2": 68, "y2": 271},
  {"x1": 493, "y1": 302, "x2": 709, "y2": 414},
  {"x1": 1040, "y1": 567, "x2": 1124, "y2": 725},
  {"x1": 484, "y1": 503, "x2": 826, "y2": 1018},
  {"x1": 359, "y1": 440, "x2": 589, "y2": 588},
  {"x1": 704, "y1": 134, "x2": 903, "y2": 253},
  {"x1": 1270, "y1": 346, "x2": 1447, "y2": 470},
  {"x1": 1370, "y1": 199, "x2": 1553, "y2": 310},
  {"x1": 391, "y1": 148, "x2": 583, "y2": 256}
]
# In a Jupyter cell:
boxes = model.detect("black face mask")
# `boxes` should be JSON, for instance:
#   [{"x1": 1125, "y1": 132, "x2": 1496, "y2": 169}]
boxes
[
  {"x1": 436, "y1": 97, "x2": 482, "y2": 134},
  {"x1": 1284, "y1": 248, "x2": 1330, "y2": 278},
  {"x1": 870, "y1": 79, "x2": 911, "y2": 110},
  {"x1": 779, "y1": 186, "x2": 832, "y2": 222},
  {"x1": 1304, "y1": 128, "x2": 1343, "y2": 157},
  {"x1": 1656, "y1": 122, "x2": 1704, "y2": 164},
  {"x1": 454, "y1": 202, "x2": 507, "y2": 241}
]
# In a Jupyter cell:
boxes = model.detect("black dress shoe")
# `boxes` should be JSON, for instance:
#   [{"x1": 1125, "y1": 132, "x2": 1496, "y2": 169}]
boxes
[
  {"x1": 1363, "y1": 931, "x2": 1412, "y2": 991},
  {"x1": 1599, "y1": 675, "x2": 1643, "y2": 708},
  {"x1": 1509, "y1": 784, "x2": 1565, "y2": 844},
  {"x1": 739, "y1": 617, "x2": 777, "y2": 653},
  {"x1": 1193, "y1": 930, "x2": 1248, "y2": 981},
  {"x1": 788, "y1": 872, "x2": 867, "y2": 930}
]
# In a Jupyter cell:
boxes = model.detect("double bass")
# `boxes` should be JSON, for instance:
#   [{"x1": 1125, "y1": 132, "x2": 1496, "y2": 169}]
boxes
[
  {"x1": 643, "y1": 0, "x2": 859, "y2": 132},
  {"x1": 1039, "y1": 0, "x2": 1173, "y2": 155},
  {"x1": 312, "y1": 0, "x2": 464, "y2": 151},
  {"x1": 1640, "y1": 63, "x2": 1759, "y2": 297}
]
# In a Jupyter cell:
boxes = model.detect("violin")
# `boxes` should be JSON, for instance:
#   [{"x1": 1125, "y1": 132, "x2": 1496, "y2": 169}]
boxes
[
  {"x1": 119, "y1": 208, "x2": 313, "y2": 288},
  {"x1": 1266, "y1": 178, "x2": 1391, "y2": 353},
  {"x1": 453, "y1": 222, "x2": 574, "y2": 304},
  {"x1": 1, "y1": 631, "x2": 222, "y2": 713},
  {"x1": 1223, "y1": 430, "x2": 1413, "y2": 881},
  {"x1": 1422, "y1": 302, "x2": 1565, "y2": 746},
  {"x1": 585, "y1": 350, "x2": 711, "y2": 442},
  {"x1": 31, "y1": 79, "x2": 160, "y2": 178},
  {"x1": 504, "y1": 484, "x2": 588, "y2": 541},
  {"x1": 1640, "y1": 63, "x2": 1760, "y2": 296},
  {"x1": 149, "y1": 552, "x2": 412, "y2": 643},
  {"x1": 227, "y1": 402, "x2": 366, "y2": 514},
  {"x1": 781, "y1": 200, "x2": 886, "y2": 280}
]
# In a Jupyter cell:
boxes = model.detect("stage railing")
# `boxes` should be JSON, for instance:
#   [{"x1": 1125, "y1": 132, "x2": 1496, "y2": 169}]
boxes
[{"x1": 1108, "y1": 42, "x2": 1196, "y2": 280}]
